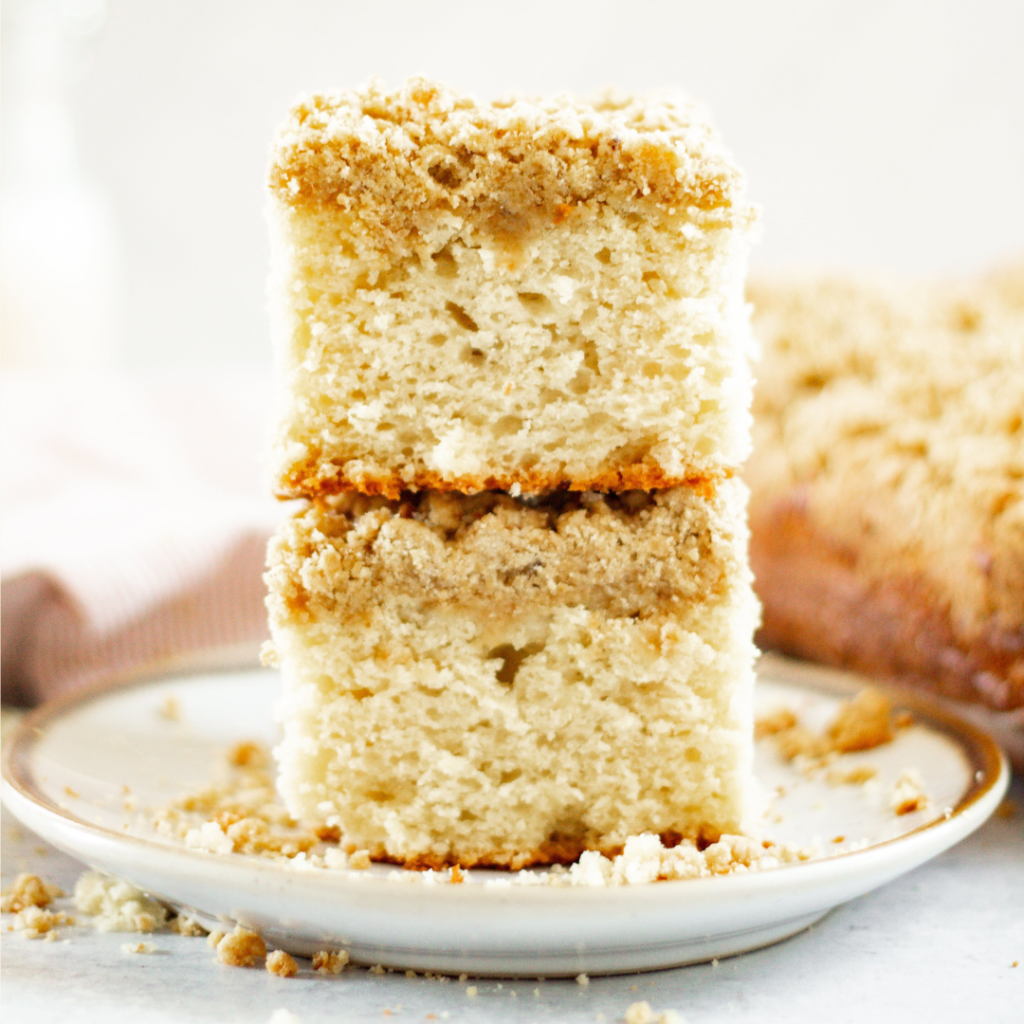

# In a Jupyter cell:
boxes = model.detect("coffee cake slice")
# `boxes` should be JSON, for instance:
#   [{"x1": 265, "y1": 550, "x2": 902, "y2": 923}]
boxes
[
  {"x1": 264, "y1": 484, "x2": 758, "y2": 869},
  {"x1": 748, "y1": 265, "x2": 1024, "y2": 712},
  {"x1": 267, "y1": 78, "x2": 757, "y2": 499}
]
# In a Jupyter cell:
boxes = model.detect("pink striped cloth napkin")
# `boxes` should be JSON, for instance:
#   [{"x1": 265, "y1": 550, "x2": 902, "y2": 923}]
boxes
[{"x1": 1, "y1": 369, "x2": 290, "y2": 706}]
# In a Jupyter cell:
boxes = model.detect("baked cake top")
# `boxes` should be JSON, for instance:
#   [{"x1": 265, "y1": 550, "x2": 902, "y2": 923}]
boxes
[{"x1": 269, "y1": 77, "x2": 752, "y2": 257}]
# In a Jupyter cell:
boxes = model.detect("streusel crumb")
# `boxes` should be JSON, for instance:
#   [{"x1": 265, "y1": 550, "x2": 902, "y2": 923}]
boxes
[
  {"x1": 73, "y1": 871, "x2": 167, "y2": 933},
  {"x1": 312, "y1": 949, "x2": 349, "y2": 974},
  {"x1": 267, "y1": 949, "x2": 299, "y2": 977},
  {"x1": 754, "y1": 708, "x2": 798, "y2": 739},
  {"x1": 825, "y1": 765, "x2": 878, "y2": 787},
  {"x1": 227, "y1": 740, "x2": 270, "y2": 769},
  {"x1": 890, "y1": 769, "x2": 930, "y2": 816},
  {"x1": 13, "y1": 906, "x2": 75, "y2": 939},
  {"x1": 216, "y1": 925, "x2": 267, "y2": 967},
  {"x1": 1, "y1": 873, "x2": 63, "y2": 913},
  {"x1": 169, "y1": 914, "x2": 207, "y2": 937},
  {"x1": 759, "y1": 688, "x2": 903, "y2": 764},
  {"x1": 152, "y1": 741, "x2": 322, "y2": 860},
  {"x1": 121, "y1": 941, "x2": 157, "y2": 954},
  {"x1": 827, "y1": 688, "x2": 894, "y2": 752}
]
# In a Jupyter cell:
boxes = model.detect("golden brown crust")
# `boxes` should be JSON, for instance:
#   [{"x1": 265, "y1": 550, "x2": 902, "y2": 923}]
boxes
[
  {"x1": 751, "y1": 493, "x2": 1024, "y2": 711},
  {"x1": 270, "y1": 78, "x2": 748, "y2": 259},
  {"x1": 276, "y1": 459, "x2": 728, "y2": 501}
]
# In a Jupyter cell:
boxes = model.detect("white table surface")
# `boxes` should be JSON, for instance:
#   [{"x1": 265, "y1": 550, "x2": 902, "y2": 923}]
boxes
[{"x1": 3, "y1": 776, "x2": 1022, "y2": 1024}]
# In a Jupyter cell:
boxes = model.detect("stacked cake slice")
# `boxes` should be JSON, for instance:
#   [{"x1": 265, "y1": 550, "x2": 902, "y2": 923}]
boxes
[{"x1": 264, "y1": 79, "x2": 760, "y2": 869}]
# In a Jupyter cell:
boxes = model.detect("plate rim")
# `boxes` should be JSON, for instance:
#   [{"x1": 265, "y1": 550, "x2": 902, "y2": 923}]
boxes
[{"x1": 2, "y1": 646, "x2": 1010, "y2": 903}]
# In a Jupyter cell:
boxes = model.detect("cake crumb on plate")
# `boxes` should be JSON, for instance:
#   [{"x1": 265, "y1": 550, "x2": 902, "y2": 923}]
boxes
[{"x1": 890, "y1": 769, "x2": 930, "y2": 815}]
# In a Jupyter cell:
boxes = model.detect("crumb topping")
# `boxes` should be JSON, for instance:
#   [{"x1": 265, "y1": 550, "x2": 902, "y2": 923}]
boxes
[{"x1": 270, "y1": 77, "x2": 749, "y2": 259}]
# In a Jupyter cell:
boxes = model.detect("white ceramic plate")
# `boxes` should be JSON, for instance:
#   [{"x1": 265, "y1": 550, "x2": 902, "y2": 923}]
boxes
[{"x1": 2, "y1": 649, "x2": 1008, "y2": 977}]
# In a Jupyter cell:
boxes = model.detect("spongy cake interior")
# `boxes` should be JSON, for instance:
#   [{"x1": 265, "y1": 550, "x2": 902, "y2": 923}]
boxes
[
  {"x1": 267, "y1": 79, "x2": 756, "y2": 498},
  {"x1": 265, "y1": 486, "x2": 758, "y2": 869}
]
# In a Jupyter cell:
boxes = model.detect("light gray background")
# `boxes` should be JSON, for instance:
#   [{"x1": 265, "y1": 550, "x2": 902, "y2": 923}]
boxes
[{"x1": 2, "y1": 0, "x2": 1023, "y2": 369}]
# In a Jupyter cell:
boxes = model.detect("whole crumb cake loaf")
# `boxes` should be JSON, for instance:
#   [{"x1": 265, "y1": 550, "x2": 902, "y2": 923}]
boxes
[
  {"x1": 747, "y1": 264, "x2": 1024, "y2": 712},
  {"x1": 264, "y1": 485, "x2": 758, "y2": 869},
  {"x1": 267, "y1": 77, "x2": 757, "y2": 499}
]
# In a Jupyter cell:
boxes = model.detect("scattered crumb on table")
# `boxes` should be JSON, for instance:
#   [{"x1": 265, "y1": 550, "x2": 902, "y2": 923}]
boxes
[
  {"x1": 266, "y1": 949, "x2": 299, "y2": 977},
  {"x1": 312, "y1": 949, "x2": 349, "y2": 974},
  {"x1": 121, "y1": 941, "x2": 157, "y2": 954},
  {"x1": 74, "y1": 871, "x2": 168, "y2": 932},
  {"x1": 169, "y1": 914, "x2": 207, "y2": 937},
  {"x1": 215, "y1": 925, "x2": 267, "y2": 967},
  {"x1": 13, "y1": 906, "x2": 76, "y2": 939},
  {"x1": 1, "y1": 873, "x2": 63, "y2": 913}
]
